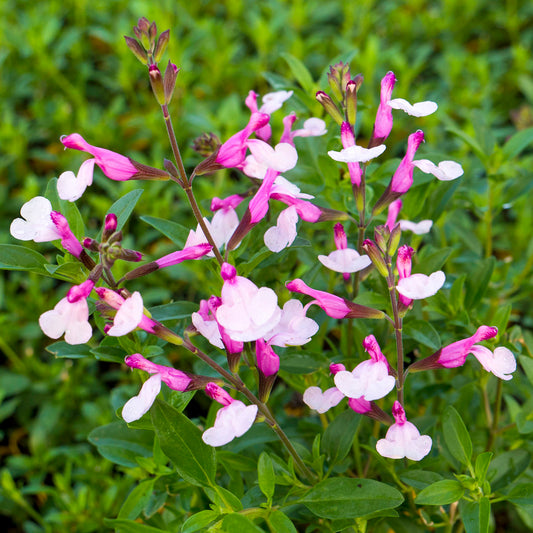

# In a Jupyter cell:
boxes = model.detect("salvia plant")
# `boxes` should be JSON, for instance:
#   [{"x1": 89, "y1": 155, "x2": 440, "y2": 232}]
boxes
[{"x1": 4, "y1": 17, "x2": 532, "y2": 533}]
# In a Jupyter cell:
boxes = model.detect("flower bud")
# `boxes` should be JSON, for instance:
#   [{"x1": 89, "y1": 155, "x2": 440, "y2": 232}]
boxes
[
  {"x1": 163, "y1": 158, "x2": 180, "y2": 180},
  {"x1": 316, "y1": 91, "x2": 344, "y2": 126},
  {"x1": 83, "y1": 238, "x2": 100, "y2": 252},
  {"x1": 387, "y1": 223, "x2": 402, "y2": 256},
  {"x1": 124, "y1": 36, "x2": 148, "y2": 64},
  {"x1": 149, "y1": 64, "x2": 165, "y2": 105},
  {"x1": 374, "y1": 225, "x2": 390, "y2": 253},
  {"x1": 192, "y1": 132, "x2": 222, "y2": 157},
  {"x1": 153, "y1": 29, "x2": 170, "y2": 63},
  {"x1": 345, "y1": 80, "x2": 358, "y2": 126},
  {"x1": 327, "y1": 62, "x2": 351, "y2": 102},
  {"x1": 163, "y1": 61, "x2": 179, "y2": 104},
  {"x1": 362, "y1": 239, "x2": 389, "y2": 277}
]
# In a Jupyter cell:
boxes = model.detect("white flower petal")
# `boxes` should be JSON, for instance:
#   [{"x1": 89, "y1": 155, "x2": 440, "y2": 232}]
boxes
[
  {"x1": 122, "y1": 374, "x2": 162, "y2": 423},
  {"x1": 318, "y1": 249, "x2": 372, "y2": 273},
  {"x1": 107, "y1": 292, "x2": 144, "y2": 336},
  {"x1": 328, "y1": 144, "x2": 386, "y2": 163},
  {"x1": 303, "y1": 386, "x2": 344, "y2": 413},
  {"x1": 413, "y1": 159, "x2": 463, "y2": 181},
  {"x1": 396, "y1": 271, "x2": 445, "y2": 300},
  {"x1": 248, "y1": 140, "x2": 298, "y2": 172},
  {"x1": 388, "y1": 98, "x2": 438, "y2": 117},
  {"x1": 399, "y1": 219, "x2": 433, "y2": 235}
]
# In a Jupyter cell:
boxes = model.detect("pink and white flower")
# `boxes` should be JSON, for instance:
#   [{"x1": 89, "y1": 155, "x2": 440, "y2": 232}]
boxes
[
  {"x1": 372, "y1": 71, "x2": 397, "y2": 141},
  {"x1": 202, "y1": 383, "x2": 258, "y2": 446},
  {"x1": 328, "y1": 144, "x2": 386, "y2": 163},
  {"x1": 376, "y1": 401, "x2": 432, "y2": 460},
  {"x1": 10, "y1": 197, "x2": 61, "y2": 243},
  {"x1": 265, "y1": 299, "x2": 319, "y2": 347},
  {"x1": 469, "y1": 346, "x2": 516, "y2": 380},
  {"x1": 264, "y1": 206, "x2": 298, "y2": 252},
  {"x1": 247, "y1": 140, "x2": 298, "y2": 173},
  {"x1": 396, "y1": 271, "x2": 445, "y2": 300},
  {"x1": 184, "y1": 209, "x2": 239, "y2": 256},
  {"x1": 39, "y1": 280, "x2": 94, "y2": 345},
  {"x1": 334, "y1": 335, "x2": 396, "y2": 401},
  {"x1": 303, "y1": 386, "x2": 344, "y2": 414}
]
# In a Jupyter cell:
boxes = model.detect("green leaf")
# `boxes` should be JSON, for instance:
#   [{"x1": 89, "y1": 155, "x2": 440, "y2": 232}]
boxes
[
  {"x1": 506, "y1": 483, "x2": 533, "y2": 506},
  {"x1": 118, "y1": 479, "x2": 156, "y2": 520},
  {"x1": 107, "y1": 189, "x2": 144, "y2": 232},
  {"x1": 414, "y1": 480, "x2": 464, "y2": 505},
  {"x1": 150, "y1": 301, "x2": 199, "y2": 321},
  {"x1": 299, "y1": 478, "x2": 403, "y2": 519},
  {"x1": 519, "y1": 355, "x2": 533, "y2": 385},
  {"x1": 442, "y1": 405, "x2": 472, "y2": 466},
  {"x1": 88, "y1": 422, "x2": 153, "y2": 468},
  {"x1": 464, "y1": 257, "x2": 495, "y2": 310},
  {"x1": 44, "y1": 261, "x2": 86, "y2": 282},
  {"x1": 221, "y1": 513, "x2": 264, "y2": 532},
  {"x1": 502, "y1": 127, "x2": 533, "y2": 159},
  {"x1": 281, "y1": 53, "x2": 315, "y2": 93},
  {"x1": 103, "y1": 518, "x2": 168, "y2": 533},
  {"x1": 140, "y1": 216, "x2": 190, "y2": 247},
  {"x1": 487, "y1": 449, "x2": 531, "y2": 491},
  {"x1": 267, "y1": 510, "x2": 297, "y2": 533},
  {"x1": 204, "y1": 485, "x2": 243, "y2": 512},
  {"x1": 151, "y1": 399, "x2": 216, "y2": 487},
  {"x1": 46, "y1": 341, "x2": 91, "y2": 359},
  {"x1": 0, "y1": 244, "x2": 48, "y2": 273},
  {"x1": 399, "y1": 470, "x2": 444, "y2": 490},
  {"x1": 446, "y1": 125, "x2": 487, "y2": 163},
  {"x1": 491, "y1": 304, "x2": 512, "y2": 335},
  {"x1": 258, "y1": 452, "x2": 275, "y2": 501},
  {"x1": 181, "y1": 510, "x2": 219, "y2": 533},
  {"x1": 459, "y1": 497, "x2": 490, "y2": 533},
  {"x1": 321, "y1": 409, "x2": 360, "y2": 466},
  {"x1": 474, "y1": 452, "x2": 493, "y2": 486},
  {"x1": 403, "y1": 320, "x2": 441, "y2": 350}
]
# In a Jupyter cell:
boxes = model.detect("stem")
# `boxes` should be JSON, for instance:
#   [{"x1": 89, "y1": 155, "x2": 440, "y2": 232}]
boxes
[
  {"x1": 183, "y1": 338, "x2": 316, "y2": 482},
  {"x1": 486, "y1": 379, "x2": 503, "y2": 451},
  {"x1": 387, "y1": 261, "x2": 405, "y2": 404},
  {"x1": 484, "y1": 181, "x2": 493, "y2": 258},
  {"x1": 161, "y1": 104, "x2": 188, "y2": 184}
]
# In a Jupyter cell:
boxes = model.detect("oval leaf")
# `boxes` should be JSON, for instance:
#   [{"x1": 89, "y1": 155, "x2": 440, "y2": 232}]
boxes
[
  {"x1": 442, "y1": 406, "x2": 472, "y2": 466},
  {"x1": 415, "y1": 480, "x2": 464, "y2": 505}
]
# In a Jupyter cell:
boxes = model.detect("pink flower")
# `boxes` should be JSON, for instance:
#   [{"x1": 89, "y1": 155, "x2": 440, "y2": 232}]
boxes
[
  {"x1": 247, "y1": 140, "x2": 298, "y2": 173},
  {"x1": 39, "y1": 280, "x2": 94, "y2": 345},
  {"x1": 409, "y1": 325, "x2": 499, "y2": 371},
  {"x1": 61, "y1": 133, "x2": 137, "y2": 181},
  {"x1": 386, "y1": 200, "x2": 403, "y2": 232},
  {"x1": 376, "y1": 401, "x2": 432, "y2": 461},
  {"x1": 373, "y1": 71, "x2": 397, "y2": 141},
  {"x1": 286, "y1": 279, "x2": 385, "y2": 320},
  {"x1": 202, "y1": 383, "x2": 258, "y2": 446},
  {"x1": 49, "y1": 211, "x2": 83, "y2": 257},
  {"x1": 191, "y1": 299, "x2": 224, "y2": 349},
  {"x1": 155, "y1": 243, "x2": 213, "y2": 268},
  {"x1": 292, "y1": 117, "x2": 327, "y2": 139},
  {"x1": 185, "y1": 209, "x2": 239, "y2": 256},
  {"x1": 334, "y1": 335, "x2": 396, "y2": 401},
  {"x1": 255, "y1": 338, "x2": 280, "y2": 377},
  {"x1": 57, "y1": 159, "x2": 96, "y2": 201},
  {"x1": 388, "y1": 98, "x2": 438, "y2": 117},
  {"x1": 216, "y1": 112, "x2": 270, "y2": 168},
  {"x1": 303, "y1": 386, "x2": 344, "y2": 414},
  {"x1": 264, "y1": 206, "x2": 298, "y2": 252},
  {"x1": 125, "y1": 353, "x2": 192, "y2": 390},
  {"x1": 390, "y1": 130, "x2": 425, "y2": 194},
  {"x1": 396, "y1": 245, "x2": 414, "y2": 307},
  {"x1": 265, "y1": 299, "x2": 319, "y2": 347},
  {"x1": 215, "y1": 263, "x2": 282, "y2": 342}
]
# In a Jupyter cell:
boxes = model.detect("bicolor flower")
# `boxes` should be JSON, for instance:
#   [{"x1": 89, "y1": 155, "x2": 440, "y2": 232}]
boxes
[
  {"x1": 303, "y1": 386, "x2": 344, "y2": 414},
  {"x1": 376, "y1": 401, "x2": 432, "y2": 461},
  {"x1": 247, "y1": 140, "x2": 298, "y2": 173},
  {"x1": 318, "y1": 223, "x2": 371, "y2": 279},
  {"x1": 215, "y1": 263, "x2": 282, "y2": 342},
  {"x1": 191, "y1": 299, "x2": 224, "y2": 349},
  {"x1": 202, "y1": 383, "x2": 258, "y2": 447},
  {"x1": 286, "y1": 279, "x2": 385, "y2": 320},
  {"x1": 265, "y1": 299, "x2": 319, "y2": 347},
  {"x1": 396, "y1": 245, "x2": 415, "y2": 307},
  {"x1": 57, "y1": 159, "x2": 96, "y2": 201},
  {"x1": 373, "y1": 71, "x2": 397, "y2": 141},
  {"x1": 291, "y1": 117, "x2": 327, "y2": 139},
  {"x1": 61, "y1": 133, "x2": 169, "y2": 181},
  {"x1": 334, "y1": 335, "x2": 396, "y2": 401},
  {"x1": 388, "y1": 98, "x2": 438, "y2": 117},
  {"x1": 409, "y1": 325, "x2": 499, "y2": 372},
  {"x1": 399, "y1": 219, "x2": 433, "y2": 235},
  {"x1": 413, "y1": 159, "x2": 464, "y2": 181},
  {"x1": 122, "y1": 353, "x2": 196, "y2": 423},
  {"x1": 264, "y1": 206, "x2": 298, "y2": 252},
  {"x1": 39, "y1": 280, "x2": 94, "y2": 345},
  {"x1": 396, "y1": 271, "x2": 445, "y2": 300}
]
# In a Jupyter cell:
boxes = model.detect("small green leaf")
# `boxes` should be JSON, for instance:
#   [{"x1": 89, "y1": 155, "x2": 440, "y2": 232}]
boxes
[
  {"x1": 221, "y1": 513, "x2": 264, "y2": 532},
  {"x1": 400, "y1": 470, "x2": 444, "y2": 490},
  {"x1": 107, "y1": 189, "x2": 144, "y2": 231},
  {"x1": 459, "y1": 497, "x2": 490, "y2": 533},
  {"x1": 140, "y1": 215, "x2": 190, "y2": 247},
  {"x1": 151, "y1": 399, "x2": 216, "y2": 487},
  {"x1": 267, "y1": 510, "x2": 298, "y2": 533},
  {"x1": 46, "y1": 341, "x2": 91, "y2": 359},
  {"x1": 519, "y1": 355, "x2": 533, "y2": 385},
  {"x1": 300, "y1": 478, "x2": 403, "y2": 519},
  {"x1": 118, "y1": 479, "x2": 156, "y2": 520},
  {"x1": 150, "y1": 301, "x2": 200, "y2": 321},
  {"x1": 506, "y1": 483, "x2": 533, "y2": 506},
  {"x1": 474, "y1": 452, "x2": 493, "y2": 486},
  {"x1": 442, "y1": 405, "x2": 472, "y2": 466},
  {"x1": 487, "y1": 449, "x2": 531, "y2": 491},
  {"x1": 0, "y1": 244, "x2": 48, "y2": 273},
  {"x1": 204, "y1": 485, "x2": 243, "y2": 512},
  {"x1": 258, "y1": 452, "x2": 275, "y2": 501},
  {"x1": 103, "y1": 518, "x2": 168, "y2": 533},
  {"x1": 403, "y1": 320, "x2": 441, "y2": 350},
  {"x1": 281, "y1": 53, "x2": 314, "y2": 93},
  {"x1": 321, "y1": 409, "x2": 360, "y2": 466},
  {"x1": 465, "y1": 257, "x2": 495, "y2": 310},
  {"x1": 414, "y1": 480, "x2": 464, "y2": 505},
  {"x1": 181, "y1": 510, "x2": 219, "y2": 533},
  {"x1": 502, "y1": 127, "x2": 533, "y2": 159},
  {"x1": 88, "y1": 422, "x2": 153, "y2": 468}
]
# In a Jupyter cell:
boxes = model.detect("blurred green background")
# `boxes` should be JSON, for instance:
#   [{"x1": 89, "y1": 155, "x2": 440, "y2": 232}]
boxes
[{"x1": 1, "y1": 0, "x2": 533, "y2": 531}]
